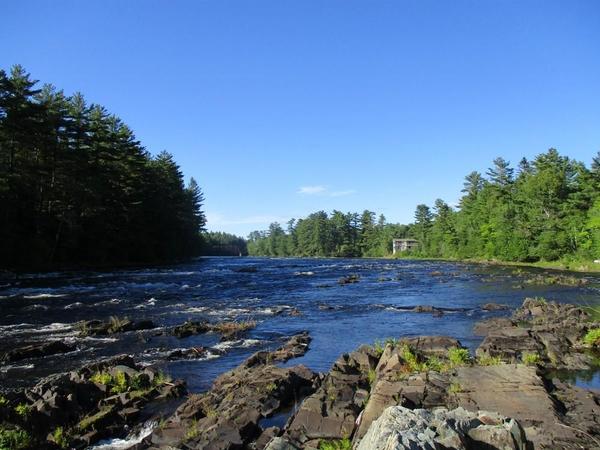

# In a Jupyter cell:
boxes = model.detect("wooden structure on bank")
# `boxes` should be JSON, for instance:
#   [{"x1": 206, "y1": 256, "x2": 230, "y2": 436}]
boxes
[{"x1": 392, "y1": 238, "x2": 419, "y2": 254}]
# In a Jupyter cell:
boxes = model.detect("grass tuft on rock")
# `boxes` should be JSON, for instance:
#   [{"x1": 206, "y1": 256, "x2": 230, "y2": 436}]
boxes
[
  {"x1": 90, "y1": 371, "x2": 112, "y2": 385},
  {"x1": 477, "y1": 354, "x2": 502, "y2": 366},
  {"x1": 14, "y1": 403, "x2": 31, "y2": 418},
  {"x1": 51, "y1": 426, "x2": 68, "y2": 449},
  {"x1": 78, "y1": 406, "x2": 114, "y2": 432},
  {"x1": 367, "y1": 368, "x2": 377, "y2": 386},
  {"x1": 522, "y1": 352, "x2": 541, "y2": 365},
  {"x1": 318, "y1": 438, "x2": 352, "y2": 450},
  {"x1": 583, "y1": 328, "x2": 600, "y2": 347},
  {"x1": 448, "y1": 382, "x2": 463, "y2": 394},
  {"x1": 448, "y1": 347, "x2": 471, "y2": 366}
]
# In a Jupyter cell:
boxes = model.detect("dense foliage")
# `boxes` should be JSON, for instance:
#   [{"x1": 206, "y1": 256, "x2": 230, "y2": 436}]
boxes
[
  {"x1": 247, "y1": 212, "x2": 409, "y2": 257},
  {"x1": 418, "y1": 149, "x2": 600, "y2": 262},
  {"x1": 248, "y1": 149, "x2": 600, "y2": 263},
  {"x1": 0, "y1": 65, "x2": 206, "y2": 270},
  {"x1": 201, "y1": 232, "x2": 248, "y2": 256}
]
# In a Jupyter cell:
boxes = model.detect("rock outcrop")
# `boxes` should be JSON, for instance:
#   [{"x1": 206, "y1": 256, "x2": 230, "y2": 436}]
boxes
[
  {"x1": 144, "y1": 332, "x2": 318, "y2": 450},
  {"x1": 476, "y1": 298, "x2": 599, "y2": 369},
  {"x1": 0, "y1": 354, "x2": 185, "y2": 449},
  {"x1": 356, "y1": 406, "x2": 528, "y2": 450}
]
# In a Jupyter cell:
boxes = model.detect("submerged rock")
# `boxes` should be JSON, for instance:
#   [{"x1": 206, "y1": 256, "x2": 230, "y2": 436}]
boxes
[
  {"x1": 1, "y1": 340, "x2": 77, "y2": 362},
  {"x1": 170, "y1": 319, "x2": 257, "y2": 340},
  {"x1": 171, "y1": 320, "x2": 211, "y2": 338},
  {"x1": 356, "y1": 405, "x2": 528, "y2": 450},
  {"x1": 338, "y1": 274, "x2": 360, "y2": 285},
  {"x1": 78, "y1": 318, "x2": 155, "y2": 336},
  {"x1": 482, "y1": 302, "x2": 509, "y2": 311}
]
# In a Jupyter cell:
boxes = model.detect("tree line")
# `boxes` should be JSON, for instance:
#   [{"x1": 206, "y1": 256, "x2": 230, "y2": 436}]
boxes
[
  {"x1": 247, "y1": 211, "x2": 409, "y2": 257},
  {"x1": 0, "y1": 65, "x2": 206, "y2": 270},
  {"x1": 247, "y1": 149, "x2": 600, "y2": 263},
  {"x1": 201, "y1": 232, "x2": 248, "y2": 256}
]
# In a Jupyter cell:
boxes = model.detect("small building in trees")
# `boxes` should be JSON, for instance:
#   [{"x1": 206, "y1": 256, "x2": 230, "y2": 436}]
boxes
[{"x1": 392, "y1": 239, "x2": 419, "y2": 254}]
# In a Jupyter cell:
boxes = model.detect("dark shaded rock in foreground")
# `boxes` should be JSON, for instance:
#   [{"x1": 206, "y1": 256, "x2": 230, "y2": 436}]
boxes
[
  {"x1": 0, "y1": 354, "x2": 185, "y2": 449},
  {"x1": 144, "y1": 332, "x2": 317, "y2": 450}
]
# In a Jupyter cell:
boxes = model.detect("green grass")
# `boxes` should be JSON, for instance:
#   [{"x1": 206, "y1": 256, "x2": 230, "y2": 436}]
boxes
[
  {"x1": 367, "y1": 369, "x2": 377, "y2": 386},
  {"x1": 583, "y1": 306, "x2": 600, "y2": 322},
  {"x1": 111, "y1": 371, "x2": 128, "y2": 393},
  {"x1": 399, "y1": 344, "x2": 423, "y2": 372},
  {"x1": 318, "y1": 438, "x2": 352, "y2": 450},
  {"x1": 52, "y1": 427, "x2": 68, "y2": 449},
  {"x1": 108, "y1": 315, "x2": 129, "y2": 333},
  {"x1": 448, "y1": 347, "x2": 470, "y2": 366},
  {"x1": 0, "y1": 395, "x2": 8, "y2": 407},
  {"x1": 0, "y1": 427, "x2": 31, "y2": 450},
  {"x1": 184, "y1": 419, "x2": 200, "y2": 440},
  {"x1": 90, "y1": 371, "x2": 113, "y2": 385},
  {"x1": 477, "y1": 354, "x2": 502, "y2": 366},
  {"x1": 264, "y1": 382, "x2": 278, "y2": 393},
  {"x1": 78, "y1": 406, "x2": 114, "y2": 431},
  {"x1": 423, "y1": 356, "x2": 445, "y2": 372},
  {"x1": 583, "y1": 329, "x2": 600, "y2": 346},
  {"x1": 14, "y1": 403, "x2": 31, "y2": 417},
  {"x1": 522, "y1": 352, "x2": 541, "y2": 365},
  {"x1": 373, "y1": 338, "x2": 400, "y2": 357},
  {"x1": 130, "y1": 373, "x2": 150, "y2": 391},
  {"x1": 448, "y1": 382, "x2": 463, "y2": 394},
  {"x1": 152, "y1": 371, "x2": 172, "y2": 387}
]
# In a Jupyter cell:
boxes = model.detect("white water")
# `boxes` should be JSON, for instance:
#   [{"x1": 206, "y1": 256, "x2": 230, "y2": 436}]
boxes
[{"x1": 88, "y1": 420, "x2": 157, "y2": 449}]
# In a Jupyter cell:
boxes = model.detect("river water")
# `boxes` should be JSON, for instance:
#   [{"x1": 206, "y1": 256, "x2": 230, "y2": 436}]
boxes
[{"x1": 1, "y1": 257, "x2": 599, "y2": 393}]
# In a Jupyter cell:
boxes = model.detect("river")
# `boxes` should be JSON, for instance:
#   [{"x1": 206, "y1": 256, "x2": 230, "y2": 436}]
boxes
[{"x1": 1, "y1": 257, "x2": 599, "y2": 393}]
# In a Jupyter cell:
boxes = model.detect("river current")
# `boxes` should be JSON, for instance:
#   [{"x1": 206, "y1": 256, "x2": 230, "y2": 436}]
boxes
[{"x1": 1, "y1": 257, "x2": 599, "y2": 393}]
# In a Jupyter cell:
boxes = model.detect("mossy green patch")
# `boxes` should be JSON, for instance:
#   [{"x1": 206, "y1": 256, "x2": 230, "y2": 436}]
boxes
[
  {"x1": 318, "y1": 438, "x2": 352, "y2": 450},
  {"x1": 0, "y1": 427, "x2": 31, "y2": 450}
]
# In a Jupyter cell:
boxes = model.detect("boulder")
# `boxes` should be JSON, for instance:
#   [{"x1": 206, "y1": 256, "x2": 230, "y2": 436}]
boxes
[
  {"x1": 356, "y1": 405, "x2": 528, "y2": 450},
  {"x1": 283, "y1": 345, "x2": 378, "y2": 447},
  {"x1": 171, "y1": 320, "x2": 211, "y2": 338}
]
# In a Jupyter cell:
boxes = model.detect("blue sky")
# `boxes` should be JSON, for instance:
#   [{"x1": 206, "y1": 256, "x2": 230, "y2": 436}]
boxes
[{"x1": 3, "y1": 1, "x2": 600, "y2": 237}]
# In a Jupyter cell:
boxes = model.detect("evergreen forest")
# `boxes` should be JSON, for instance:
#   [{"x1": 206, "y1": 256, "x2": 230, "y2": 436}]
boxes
[
  {"x1": 0, "y1": 66, "x2": 206, "y2": 270},
  {"x1": 248, "y1": 149, "x2": 600, "y2": 264}
]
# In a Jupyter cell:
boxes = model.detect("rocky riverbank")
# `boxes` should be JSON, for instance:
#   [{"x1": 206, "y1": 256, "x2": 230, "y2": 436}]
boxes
[{"x1": 1, "y1": 298, "x2": 599, "y2": 449}]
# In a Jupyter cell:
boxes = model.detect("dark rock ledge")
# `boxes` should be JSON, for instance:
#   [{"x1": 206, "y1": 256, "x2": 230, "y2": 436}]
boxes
[{"x1": 0, "y1": 355, "x2": 185, "y2": 449}]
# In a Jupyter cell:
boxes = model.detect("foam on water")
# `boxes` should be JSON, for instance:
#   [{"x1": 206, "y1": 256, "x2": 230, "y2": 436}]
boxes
[
  {"x1": 65, "y1": 302, "x2": 84, "y2": 309},
  {"x1": 23, "y1": 293, "x2": 66, "y2": 299},
  {"x1": 212, "y1": 339, "x2": 262, "y2": 351},
  {"x1": 0, "y1": 363, "x2": 35, "y2": 373},
  {"x1": 88, "y1": 420, "x2": 157, "y2": 449}
]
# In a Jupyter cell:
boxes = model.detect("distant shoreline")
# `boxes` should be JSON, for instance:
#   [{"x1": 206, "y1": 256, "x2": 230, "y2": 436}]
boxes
[{"x1": 389, "y1": 255, "x2": 600, "y2": 274}]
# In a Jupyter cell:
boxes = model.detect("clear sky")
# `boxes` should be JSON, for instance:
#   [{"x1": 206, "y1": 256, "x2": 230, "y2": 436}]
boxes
[{"x1": 3, "y1": 1, "x2": 600, "y2": 237}]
